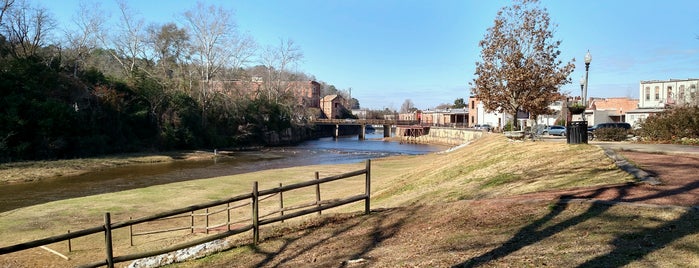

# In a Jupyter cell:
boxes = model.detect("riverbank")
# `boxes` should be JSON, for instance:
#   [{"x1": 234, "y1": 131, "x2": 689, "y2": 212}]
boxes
[
  {"x1": 0, "y1": 135, "x2": 637, "y2": 265},
  {"x1": 0, "y1": 150, "x2": 222, "y2": 184},
  {"x1": 0, "y1": 128, "x2": 477, "y2": 184}
]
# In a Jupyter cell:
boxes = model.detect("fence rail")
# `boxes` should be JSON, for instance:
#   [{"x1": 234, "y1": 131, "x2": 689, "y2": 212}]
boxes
[{"x1": 0, "y1": 160, "x2": 371, "y2": 268}]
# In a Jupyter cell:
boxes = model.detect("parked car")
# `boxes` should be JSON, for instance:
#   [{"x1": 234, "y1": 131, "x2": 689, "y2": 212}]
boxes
[
  {"x1": 588, "y1": 122, "x2": 632, "y2": 140},
  {"x1": 544, "y1": 125, "x2": 566, "y2": 136},
  {"x1": 474, "y1": 124, "x2": 491, "y2": 132}
]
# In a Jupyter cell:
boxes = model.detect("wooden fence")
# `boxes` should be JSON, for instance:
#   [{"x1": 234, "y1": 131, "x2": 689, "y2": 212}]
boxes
[{"x1": 0, "y1": 160, "x2": 371, "y2": 268}]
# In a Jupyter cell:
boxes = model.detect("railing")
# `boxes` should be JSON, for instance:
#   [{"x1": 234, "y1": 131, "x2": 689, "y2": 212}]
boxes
[
  {"x1": 311, "y1": 119, "x2": 419, "y2": 125},
  {"x1": 0, "y1": 160, "x2": 372, "y2": 268}
]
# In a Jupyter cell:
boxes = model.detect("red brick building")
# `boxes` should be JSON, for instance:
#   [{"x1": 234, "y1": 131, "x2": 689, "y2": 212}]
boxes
[
  {"x1": 206, "y1": 80, "x2": 321, "y2": 108},
  {"x1": 320, "y1": 94, "x2": 347, "y2": 119},
  {"x1": 585, "y1": 97, "x2": 638, "y2": 125}
]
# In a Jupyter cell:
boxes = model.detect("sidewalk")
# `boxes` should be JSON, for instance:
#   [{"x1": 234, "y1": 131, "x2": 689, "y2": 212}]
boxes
[{"x1": 594, "y1": 142, "x2": 699, "y2": 156}]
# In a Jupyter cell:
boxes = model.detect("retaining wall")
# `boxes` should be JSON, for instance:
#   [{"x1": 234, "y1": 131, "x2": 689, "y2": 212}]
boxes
[{"x1": 399, "y1": 127, "x2": 485, "y2": 146}]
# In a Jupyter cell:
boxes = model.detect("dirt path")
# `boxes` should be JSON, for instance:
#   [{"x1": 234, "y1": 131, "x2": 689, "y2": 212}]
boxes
[{"x1": 503, "y1": 151, "x2": 699, "y2": 208}]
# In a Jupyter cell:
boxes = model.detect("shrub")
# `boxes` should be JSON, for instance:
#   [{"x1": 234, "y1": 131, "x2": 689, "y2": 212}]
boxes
[
  {"x1": 503, "y1": 122, "x2": 513, "y2": 131},
  {"x1": 594, "y1": 128, "x2": 628, "y2": 141},
  {"x1": 639, "y1": 106, "x2": 699, "y2": 143}
]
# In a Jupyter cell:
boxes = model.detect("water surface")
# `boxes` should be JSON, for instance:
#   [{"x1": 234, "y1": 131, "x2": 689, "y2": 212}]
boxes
[{"x1": 0, "y1": 132, "x2": 446, "y2": 212}]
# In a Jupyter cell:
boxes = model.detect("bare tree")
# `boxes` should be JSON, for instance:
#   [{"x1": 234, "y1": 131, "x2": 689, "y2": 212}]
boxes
[
  {"x1": 470, "y1": 0, "x2": 574, "y2": 128},
  {"x1": 259, "y1": 38, "x2": 303, "y2": 102},
  {"x1": 0, "y1": 0, "x2": 14, "y2": 25},
  {"x1": 97, "y1": 0, "x2": 146, "y2": 77},
  {"x1": 64, "y1": 0, "x2": 106, "y2": 76},
  {"x1": 2, "y1": 0, "x2": 56, "y2": 58},
  {"x1": 182, "y1": 1, "x2": 255, "y2": 126},
  {"x1": 400, "y1": 99, "x2": 415, "y2": 113}
]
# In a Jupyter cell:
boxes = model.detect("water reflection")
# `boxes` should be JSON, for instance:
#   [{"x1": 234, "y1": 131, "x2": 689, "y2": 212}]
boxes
[{"x1": 0, "y1": 132, "x2": 446, "y2": 212}]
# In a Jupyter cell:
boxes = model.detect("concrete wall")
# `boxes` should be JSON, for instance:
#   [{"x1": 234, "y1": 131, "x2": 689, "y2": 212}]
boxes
[{"x1": 401, "y1": 127, "x2": 484, "y2": 146}]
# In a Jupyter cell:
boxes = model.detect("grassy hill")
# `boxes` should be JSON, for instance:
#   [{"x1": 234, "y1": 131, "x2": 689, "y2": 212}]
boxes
[{"x1": 1, "y1": 134, "x2": 697, "y2": 267}]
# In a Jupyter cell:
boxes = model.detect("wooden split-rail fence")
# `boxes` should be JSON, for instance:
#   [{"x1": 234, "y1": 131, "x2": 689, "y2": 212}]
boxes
[{"x1": 0, "y1": 160, "x2": 372, "y2": 268}]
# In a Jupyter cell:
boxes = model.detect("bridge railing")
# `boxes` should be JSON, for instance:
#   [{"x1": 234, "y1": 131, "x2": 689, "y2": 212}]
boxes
[{"x1": 311, "y1": 119, "x2": 419, "y2": 125}]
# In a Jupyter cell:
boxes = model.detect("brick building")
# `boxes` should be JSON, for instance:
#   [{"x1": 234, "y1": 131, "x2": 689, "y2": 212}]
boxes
[
  {"x1": 206, "y1": 80, "x2": 321, "y2": 108},
  {"x1": 581, "y1": 97, "x2": 638, "y2": 125},
  {"x1": 320, "y1": 94, "x2": 347, "y2": 119},
  {"x1": 420, "y1": 108, "x2": 468, "y2": 126},
  {"x1": 468, "y1": 97, "x2": 510, "y2": 130}
]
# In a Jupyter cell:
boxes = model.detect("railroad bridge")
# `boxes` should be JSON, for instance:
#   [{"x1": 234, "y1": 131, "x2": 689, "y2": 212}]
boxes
[{"x1": 311, "y1": 119, "x2": 425, "y2": 140}]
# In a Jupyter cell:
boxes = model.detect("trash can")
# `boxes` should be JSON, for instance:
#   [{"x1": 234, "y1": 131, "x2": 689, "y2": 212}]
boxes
[{"x1": 567, "y1": 121, "x2": 588, "y2": 144}]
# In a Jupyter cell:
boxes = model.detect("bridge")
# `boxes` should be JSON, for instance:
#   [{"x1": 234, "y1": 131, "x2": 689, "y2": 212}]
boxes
[{"x1": 310, "y1": 119, "x2": 422, "y2": 140}]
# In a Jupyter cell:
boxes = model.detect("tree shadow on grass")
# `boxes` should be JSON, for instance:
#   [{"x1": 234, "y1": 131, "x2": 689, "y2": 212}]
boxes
[
  {"x1": 452, "y1": 188, "x2": 620, "y2": 267},
  {"x1": 249, "y1": 207, "x2": 413, "y2": 267},
  {"x1": 453, "y1": 178, "x2": 699, "y2": 268},
  {"x1": 576, "y1": 209, "x2": 698, "y2": 268}
]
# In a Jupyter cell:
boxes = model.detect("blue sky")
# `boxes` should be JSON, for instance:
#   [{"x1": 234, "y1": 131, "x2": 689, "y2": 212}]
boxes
[{"x1": 34, "y1": 0, "x2": 699, "y2": 110}]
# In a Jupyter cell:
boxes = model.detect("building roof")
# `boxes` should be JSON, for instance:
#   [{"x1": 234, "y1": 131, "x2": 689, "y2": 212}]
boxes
[
  {"x1": 321, "y1": 94, "x2": 343, "y2": 102},
  {"x1": 640, "y1": 78, "x2": 699, "y2": 83},
  {"x1": 625, "y1": 108, "x2": 666, "y2": 114},
  {"x1": 421, "y1": 108, "x2": 468, "y2": 115}
]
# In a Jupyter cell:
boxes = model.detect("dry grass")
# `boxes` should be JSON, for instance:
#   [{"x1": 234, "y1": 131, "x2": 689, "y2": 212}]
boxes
[
  {"x1": 2, "y1": 134, "x2": 696, "y2": 268},
  {"x1": 174, "y1": 201, "x2": 698, "y2": 268}
]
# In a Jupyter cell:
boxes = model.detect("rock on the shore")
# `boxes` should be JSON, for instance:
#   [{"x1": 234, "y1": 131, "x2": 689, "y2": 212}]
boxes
[{"x1": 127, "y1": 239, "x2": 229, "y2": 268}]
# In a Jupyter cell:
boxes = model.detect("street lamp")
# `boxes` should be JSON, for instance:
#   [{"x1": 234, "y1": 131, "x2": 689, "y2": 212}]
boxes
[
  {"x1": 583, "y1": 51, "x2": 591, "y2": 107},
  {"x1": 583, "y1": 50, "x2": 591, "y2": 121},
  {"x1": 579, "y1": 75, "x2": 585, "y2": 102}
]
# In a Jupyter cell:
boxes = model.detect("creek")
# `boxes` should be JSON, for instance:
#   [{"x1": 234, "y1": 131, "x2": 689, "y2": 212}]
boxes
[{"x1": 0, "y1": 132, "x2": 446, "y2": 212}]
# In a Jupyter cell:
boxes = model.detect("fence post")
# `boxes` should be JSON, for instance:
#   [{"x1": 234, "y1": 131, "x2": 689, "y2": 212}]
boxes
[
  {"x1": 279, "y1": 183, "x2": 284, "y2": 223},
  {"x1": 104, "y1": 213, "x2": 114, "y2": 268},
  {"x1": 227, "y1": 202, "x2": 231, "y2": 231},
  {"x1": 365, "y1": 159, "x2": 371, "y2": 215},
  {"x1": 190, "y1": 211, "x2": 194, "y2": 233},
  {"x1": 252, "y1": 181, "x2": 259, "y2": 245},
  {"x1": 315, "y1": 172, "x2": 321, "y2": 215},
  {"x1": 67, "y1": 230, "x2": 72, "y2": 252},
  {"x1": 205, "y1": 208, "x2": 209, "y2": 234},
  {"x1": 129, "y1": 217, "x2": 133, "y2": 246}
]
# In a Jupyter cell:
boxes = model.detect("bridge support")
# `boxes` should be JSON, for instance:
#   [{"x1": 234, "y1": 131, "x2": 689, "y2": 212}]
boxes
[
  {"x1": 334, "y1": 124, "x2": 339, "y2": 139},
  {"x1": 383, "y1": 125, "x2": 391, "y2": 138},
  {"x1": 359, "y1": 124, "x2": 366, "y2": 140}
]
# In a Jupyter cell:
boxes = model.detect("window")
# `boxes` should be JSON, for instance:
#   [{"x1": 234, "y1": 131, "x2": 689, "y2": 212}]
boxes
[
  {"x1": 654, "y1": 86, "x2": 660, "y2": 100},
  {"x1": 667, "y1": 86, "x2": 674, "y2": 104},
  {"x1": 679, "y1": 85, "x2": 685, "y2": 101},
  {"x1": 645, "y1": 87, "x2": 650, "y2": 100}
]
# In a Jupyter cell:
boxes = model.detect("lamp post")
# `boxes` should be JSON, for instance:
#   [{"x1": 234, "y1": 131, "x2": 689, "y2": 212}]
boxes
[
  {"x1": 579, "y1": 76, "x2": 585, "y2": 103},
  {"x1": 583, "y1": 51, "x2": 592, "y2": 121},
  {"x1": 568, "y1": 51, "x2": 592, "y2": 145}
]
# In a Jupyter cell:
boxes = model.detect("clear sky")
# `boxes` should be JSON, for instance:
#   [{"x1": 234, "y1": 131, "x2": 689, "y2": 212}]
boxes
[{"x1": 33, "y1": 0, "x2": 699, "y2": 110}]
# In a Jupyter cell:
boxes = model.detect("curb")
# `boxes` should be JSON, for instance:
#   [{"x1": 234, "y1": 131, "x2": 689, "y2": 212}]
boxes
[{"x1": 599, "y1": 147, "x2": 662, "y2": 185}]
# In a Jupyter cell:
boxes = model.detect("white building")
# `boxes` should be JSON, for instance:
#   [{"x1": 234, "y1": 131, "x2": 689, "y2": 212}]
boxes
[
  {"x1": 626, "y1": 78, "x2": 699, "y2": 127},
  {"x1": 468, "y1": 97, "x2": 511, "y2": 131},
  {"x1": 536, "y1": 101, "x2": 563, "y2": 126}
]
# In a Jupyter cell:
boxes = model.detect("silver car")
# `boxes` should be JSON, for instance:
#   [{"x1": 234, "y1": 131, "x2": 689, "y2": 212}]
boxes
[
  {"x1": 544, "y1": 125, "x2": 566, "y2": 136},
  {"x1": 474, "y1": 124, "x2": 491, "y2": 132}
]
